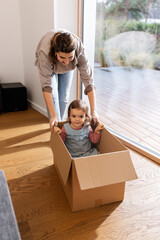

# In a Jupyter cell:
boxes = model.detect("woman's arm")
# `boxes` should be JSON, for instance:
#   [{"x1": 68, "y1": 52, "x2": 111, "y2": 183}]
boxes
[
  {"x1": 87, "y1": 89, "x2": 98, "y2": 123},
  {"x1": 76, "y1": 40, "x2": 98, "y2": 123},
  {"x1": 36, "y1": 50, "x2": 57, "y2": 130},
  {"x1": 87, "y1": 89, "x2": 98, "y2": 117},
  {"x1": 43, "y1": 91, "x2": 58, "y2": 130}
]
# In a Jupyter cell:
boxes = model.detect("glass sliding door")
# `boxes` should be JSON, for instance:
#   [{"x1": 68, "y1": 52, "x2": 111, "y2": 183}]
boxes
[{"x1": 82, "y1": 0, "x2": 160, "y2": 162}]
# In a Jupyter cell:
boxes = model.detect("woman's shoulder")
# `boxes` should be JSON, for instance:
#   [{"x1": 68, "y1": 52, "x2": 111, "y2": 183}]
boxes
[
  {"x1": 36, "y1": 29, "x2": 64, "y2": 55},
  {"x1": 36, "y1": 30, "x2": 55, "y2": 56}
]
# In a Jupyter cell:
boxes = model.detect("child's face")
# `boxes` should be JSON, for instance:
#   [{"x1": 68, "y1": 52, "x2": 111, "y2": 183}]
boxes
[{"x1": 69, "y1": 108, "x2": 86, "y2": 129}]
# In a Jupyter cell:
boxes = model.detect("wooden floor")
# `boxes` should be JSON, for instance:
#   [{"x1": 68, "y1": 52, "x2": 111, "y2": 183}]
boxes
[
  {"x1": 0, "y1": 107, "x2": 160, "y2": 240},
  {"x1": 94, "y1": 67, "x2": 160, "y2": 156}
]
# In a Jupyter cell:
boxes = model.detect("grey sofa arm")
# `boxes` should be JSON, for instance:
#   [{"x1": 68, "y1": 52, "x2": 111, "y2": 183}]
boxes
[{"x1": 0, "y1": 170, "x2": 21, "y2": 240}]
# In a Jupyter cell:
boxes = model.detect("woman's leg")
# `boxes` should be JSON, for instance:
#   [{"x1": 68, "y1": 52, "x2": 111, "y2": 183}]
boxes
[
  {"x1": 51, "y1": 73, "x2": 61, "y2": 120},
  {"x1": 58, "y1": 71, "x2": 74, "y2": 120}
]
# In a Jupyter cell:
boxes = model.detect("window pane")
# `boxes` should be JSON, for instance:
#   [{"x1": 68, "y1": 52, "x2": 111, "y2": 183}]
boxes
[{"x1": 94, "y1": 0, "x2": 160, "y2": 157}]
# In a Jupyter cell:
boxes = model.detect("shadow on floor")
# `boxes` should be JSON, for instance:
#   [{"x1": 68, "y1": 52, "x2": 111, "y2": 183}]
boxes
[
  {"x1": 0, "y1": 129, "x2": 50, "y2": 156},
  {"x1": 8, "y1": 166, "x2": 121, "y2": 240}
]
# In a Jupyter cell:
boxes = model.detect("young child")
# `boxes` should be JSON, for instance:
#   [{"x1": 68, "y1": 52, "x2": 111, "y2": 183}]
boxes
[{"x1": 54, "y1": 100, "x2": 104, "y2": 158}]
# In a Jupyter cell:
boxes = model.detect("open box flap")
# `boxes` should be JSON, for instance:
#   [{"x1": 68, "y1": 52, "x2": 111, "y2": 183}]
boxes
[
  {"x1": 50, "y1": 131, "x2": 72, "y2": 185},
  {"x1": 73, "y1": 150, "x2": 137, "y2": 190},
  {"x1": 98, "y1": 128, "x2": 128, "y2": 153}
]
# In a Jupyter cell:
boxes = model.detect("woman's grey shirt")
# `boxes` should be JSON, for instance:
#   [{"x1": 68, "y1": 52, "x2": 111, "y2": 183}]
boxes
[{"x1": 35, "y1": 29, "x2": 94, "y2": 94}]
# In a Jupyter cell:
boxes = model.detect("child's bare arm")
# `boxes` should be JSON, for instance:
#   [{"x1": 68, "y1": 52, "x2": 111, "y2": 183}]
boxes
[{"x1": 94, "y1": 122, "x2": 104, "y2": 134}]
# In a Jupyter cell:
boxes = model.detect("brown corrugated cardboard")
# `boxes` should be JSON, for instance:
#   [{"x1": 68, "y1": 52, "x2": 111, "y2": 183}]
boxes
[{"x1": 50, "y1": 124, "x2": 137, "y2": 212}]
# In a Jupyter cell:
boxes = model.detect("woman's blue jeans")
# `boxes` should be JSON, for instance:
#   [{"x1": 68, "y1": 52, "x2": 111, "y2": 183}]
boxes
[{"x1": 50, "y1": 71, "x2": 74, "y2": 121}]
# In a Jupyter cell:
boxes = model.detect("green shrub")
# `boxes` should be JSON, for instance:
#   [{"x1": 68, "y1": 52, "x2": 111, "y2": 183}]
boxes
[
  {"x1": 147, "y1": 23, "x2": 160, "y2": 34},
  {"x1": 95, "y1": 19, "x2": 160, "y2": 67},
  {"x1": 152, "y1": 54, "x2": 160, "y2": 70},
  {"x1": 120, "y1": 21, "x2": 137, "y2": 32},
  {"x1": 136, "y1": 22, "x2": 147, "y2": 31}
]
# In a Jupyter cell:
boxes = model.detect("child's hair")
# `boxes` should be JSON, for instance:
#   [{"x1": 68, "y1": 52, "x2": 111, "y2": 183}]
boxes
[
  {"x1": 49, "y1": 31, "x2": 77, "y2": 64},
  {"x1": 67, "y1": 100, "x2": 91, "y2": 125}
]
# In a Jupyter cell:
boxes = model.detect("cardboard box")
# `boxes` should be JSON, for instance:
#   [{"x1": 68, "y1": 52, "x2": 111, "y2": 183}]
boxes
[{"x1": 50, "y1": 124, "x2": 137, "y2": 212}]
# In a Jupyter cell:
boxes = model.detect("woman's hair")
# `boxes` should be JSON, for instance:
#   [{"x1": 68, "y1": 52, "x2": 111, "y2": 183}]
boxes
[
  {"x1": 67, "y1": 100, "x2": 91, "y2": 125},
  {"x1": 49, "y1": 32, "x2": 77, "y2": 64}
]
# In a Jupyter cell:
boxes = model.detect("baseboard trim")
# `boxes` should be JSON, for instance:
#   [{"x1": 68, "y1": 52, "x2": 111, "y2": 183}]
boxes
[{"x1": 27, "y1": 99, "x2": 48, "y2": 118}]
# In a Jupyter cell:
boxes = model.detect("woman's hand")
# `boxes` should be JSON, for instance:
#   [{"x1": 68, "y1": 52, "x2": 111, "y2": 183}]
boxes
[
  {"x1": 49, "y1": 117, "x2": 58, "y2": 131},
  {"x1": 53, "y1": 126, "x2": 62, "y2": 134},
  {"x1": 95, "y1": 122, "x2": 104, "y2": 134},
  {"x1": 91, "y1": 111, "x2": 99, "y2": 125}
]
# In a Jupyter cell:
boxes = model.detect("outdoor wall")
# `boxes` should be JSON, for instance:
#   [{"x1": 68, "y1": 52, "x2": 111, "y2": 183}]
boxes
[{"x1": 0, "y1": 0, "x2": 24, "y2": 84}]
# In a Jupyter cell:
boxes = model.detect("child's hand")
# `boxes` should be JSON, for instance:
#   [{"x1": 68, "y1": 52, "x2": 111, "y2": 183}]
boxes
[
  {"x1": 53, "y1": 126, "x2": 62, "y2": 134},
  {"x1": 95, "y1": 122, "x2": 104, "y2": 134}
]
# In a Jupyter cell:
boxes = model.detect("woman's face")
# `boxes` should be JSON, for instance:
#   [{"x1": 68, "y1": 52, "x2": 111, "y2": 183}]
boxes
[{"x1": 56, "y1": 50, "x2": 75, "y2": 65}]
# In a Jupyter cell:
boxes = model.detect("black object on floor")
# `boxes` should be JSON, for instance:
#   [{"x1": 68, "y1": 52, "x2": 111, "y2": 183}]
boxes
[
  {"x1": 1, "y1": 82, "x2": 28, "y2": 112},
  {"x1": 0, "y1": 84, "x2": 3, "y2": 113}
]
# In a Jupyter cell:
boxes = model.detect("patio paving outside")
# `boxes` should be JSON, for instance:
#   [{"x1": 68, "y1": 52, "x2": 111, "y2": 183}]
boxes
[{"x1": 94, "y1": 66, "x2": 160, "y2": 157}]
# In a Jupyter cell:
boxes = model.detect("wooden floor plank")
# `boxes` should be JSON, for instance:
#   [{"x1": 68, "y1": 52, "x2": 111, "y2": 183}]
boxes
[
  {"x1": 94, "y1": 67, "x2": 160, "y2": 155},
  {"x1": 0, "y1": 107, "x2": 160, "y2": 240}
]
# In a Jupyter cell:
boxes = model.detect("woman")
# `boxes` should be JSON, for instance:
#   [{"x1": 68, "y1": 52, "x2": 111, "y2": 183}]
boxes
[{"x1": 35, "y1": 29, "x2": 98, "y2": 130}]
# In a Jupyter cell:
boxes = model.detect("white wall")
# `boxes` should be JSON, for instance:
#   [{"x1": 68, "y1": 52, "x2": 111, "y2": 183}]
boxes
[
  {"x1": 54, "y1": 0, "x2": 78, "y2": 106},
  {"x1": 54, "y1": 0, "x2": 77, "y2": 33},
  {"x1": 0, "y1": 0, "x2": 78, "y2": 117},
  {"x1": 0, "y1": 0, "x2": 24, "y2": 84},
  {"x1": 19, "y1": 0, "x2": 54, "y2": 116}
]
